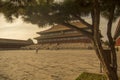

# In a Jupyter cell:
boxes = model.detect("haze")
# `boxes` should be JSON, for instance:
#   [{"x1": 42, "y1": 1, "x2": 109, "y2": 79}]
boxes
[
  {"x1": 0, "y1": 14, "x2": 118, "y2": 43},
  {"x1": 0, "y1": 14, "x2": 50, "y2": 43}
]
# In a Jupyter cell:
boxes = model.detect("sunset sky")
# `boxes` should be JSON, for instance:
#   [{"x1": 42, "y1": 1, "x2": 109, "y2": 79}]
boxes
[{"x1": 0, "y1": 14, "x2": 118, "y2": 43}]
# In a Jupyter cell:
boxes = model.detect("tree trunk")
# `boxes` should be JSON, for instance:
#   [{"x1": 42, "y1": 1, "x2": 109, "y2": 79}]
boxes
[
  {"x1": 106, "y1": 1, "x2": 118, "y2": 79},
  {"x1": 92, "y1": 0, "x2": 118, "y2": 80},
  {"x1": 92, "y1": 39, "x2": 118, "y2": 80}
]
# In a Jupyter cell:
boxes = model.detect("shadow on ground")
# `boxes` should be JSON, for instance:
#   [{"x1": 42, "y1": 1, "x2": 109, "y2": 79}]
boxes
[{"x1": 0, "y1": 74, "x2": 11, "y2": 80}]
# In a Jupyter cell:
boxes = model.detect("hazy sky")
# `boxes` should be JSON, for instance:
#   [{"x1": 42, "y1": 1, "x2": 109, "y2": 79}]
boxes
[
  {"x1": 84, "y1": 16, "x2": 119, "y2": 40},
  {"x1": 0, "y1": 14, "x2": 50, "y2": 43},
  {"x1": 0, "y1": 14, "x2": 118, "y2": 43}
]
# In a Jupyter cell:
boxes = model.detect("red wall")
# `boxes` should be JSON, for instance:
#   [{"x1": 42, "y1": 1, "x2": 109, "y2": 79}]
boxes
[{"x1": 116, "y1": 38, "x2": 120, "y2": 46}]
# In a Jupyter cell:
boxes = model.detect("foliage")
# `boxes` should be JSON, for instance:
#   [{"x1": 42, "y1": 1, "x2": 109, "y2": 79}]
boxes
[
  {"x1": 100, "y1": 0, "x2": 120, "y2": 21},
  {"x1": 0, "y1": 0, "x2": 96, "y2": 26},
  {"x1": 0, "y1": 0, "x2": 120, "y2": 25},
  {"x1": 0, "y1": 0, "x2": 120, "y2": 80},
  {"x1": 0, "y1": 0, "x2": 119, "y2": 38},
  {"x1": 104, "y1": 40, "x2": 109, "y2": 46},
  {"x1": 76, "y1": 72, "x2": 107, "y2": 80}
]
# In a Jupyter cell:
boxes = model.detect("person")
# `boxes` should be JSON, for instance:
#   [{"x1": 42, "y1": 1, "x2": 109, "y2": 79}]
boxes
[{"x1": 36, "y1": 47, "x2": 39, "y2": 54}]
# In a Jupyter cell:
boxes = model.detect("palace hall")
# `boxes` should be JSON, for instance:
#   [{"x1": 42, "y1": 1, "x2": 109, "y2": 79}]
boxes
[
  {"x1": 35, "y1": 22, "x2": 93, "y2": 50},
  {"x1": 0, "y1": 38, "x2": 33, "y2": 50}
]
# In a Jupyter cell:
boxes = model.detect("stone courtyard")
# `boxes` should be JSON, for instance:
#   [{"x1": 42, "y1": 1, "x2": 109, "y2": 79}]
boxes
[{"x1": 0, "y1": 50, "x2": 119, "y2": 80}]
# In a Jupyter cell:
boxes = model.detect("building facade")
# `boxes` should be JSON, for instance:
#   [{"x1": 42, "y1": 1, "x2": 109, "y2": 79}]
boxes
[
  {"x1": 116, "y1": 38, "x2": 120, "y2": 46},
  {"x1": 114, "y1": 20, "x2": 120, "y2": 47},
  {"x1": 35, "y1": 22, "x2": 93, "y2": 49},
  {"x1": 0, "y1": 38, "x2": 33, "y2": 50}
]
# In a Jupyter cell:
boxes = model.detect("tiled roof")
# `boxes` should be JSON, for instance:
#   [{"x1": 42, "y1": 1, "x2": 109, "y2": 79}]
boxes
[
  {"x1": 36, "y1": 33, "x2": 84, "y2": 39},
  {"x1": 0, "y1": 38, "x2": 33, "y2": 44},
  {"x1": 38, "y1": 22, "x2": 87, "y2": 34}
]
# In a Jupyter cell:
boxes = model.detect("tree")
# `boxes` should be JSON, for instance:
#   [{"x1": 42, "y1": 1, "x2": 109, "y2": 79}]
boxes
[{"x1": 0, "y1": 0, "x2": 120, "y2": 80}]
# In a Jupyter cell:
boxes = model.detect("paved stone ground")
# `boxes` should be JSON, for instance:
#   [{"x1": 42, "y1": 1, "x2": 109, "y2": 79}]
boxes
[{"x1": 0, "y1": 50, "x2": 119, "y2": 80}]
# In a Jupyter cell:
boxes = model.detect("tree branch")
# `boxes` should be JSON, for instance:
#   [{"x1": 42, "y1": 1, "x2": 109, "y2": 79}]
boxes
[
  {"x1": 114, "y1": 19, "x2": 120, "y2": 40},
  {"x1": 73, "y1": 15, "x2": 93, "y2": 30},
  {"x1": 107, "y1": 1, "x2": 118, "y2": 77},
  {"x1": 92, "y1": 0, "x2": 111, "y2": 79}
]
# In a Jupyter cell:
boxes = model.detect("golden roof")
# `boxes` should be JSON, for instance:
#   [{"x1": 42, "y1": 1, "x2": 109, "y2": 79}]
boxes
[
  {"x1": 36, "y1": 33, "x2": 84, "y2": 39},
  {"x1": 38, "y1": 22, "x2": 87, "y2": 34}
]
